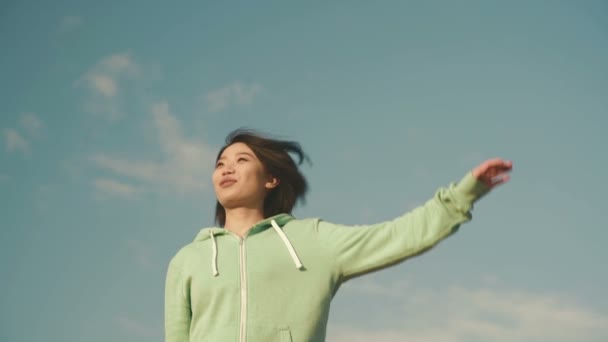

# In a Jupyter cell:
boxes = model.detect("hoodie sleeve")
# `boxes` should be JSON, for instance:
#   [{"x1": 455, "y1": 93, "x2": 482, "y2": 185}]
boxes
[
  {"x1": 317, "y1": 172, "x2": 490, "y2": 281},
  {"x1": 164, "y1": 255, "x2": 191, "y2": 342}
]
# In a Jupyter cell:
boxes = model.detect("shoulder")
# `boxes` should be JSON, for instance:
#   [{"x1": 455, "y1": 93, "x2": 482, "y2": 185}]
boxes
[
  {"x1": 167, "y1": 240, "x2": 204, "y2": 269},
  {"x1": 284, "y1": 217, "x2": 322, "y2": 229},
  {"x1": 283, "y1": 217, "x2": 340, "y2": 237}
]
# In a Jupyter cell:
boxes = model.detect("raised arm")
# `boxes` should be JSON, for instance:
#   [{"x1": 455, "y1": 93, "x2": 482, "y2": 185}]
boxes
[{"x1": 316, "y1": 158, "x2": 512, "y2": 282}]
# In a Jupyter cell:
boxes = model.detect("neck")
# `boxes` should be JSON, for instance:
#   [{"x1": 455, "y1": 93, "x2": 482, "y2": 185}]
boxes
[{"x1": 223, "y1": 207, "x2": 265, "y2": 237}]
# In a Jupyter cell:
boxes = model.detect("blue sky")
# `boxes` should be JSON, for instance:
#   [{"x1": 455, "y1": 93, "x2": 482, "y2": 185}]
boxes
[{"x1": 1, "y1": 1, "x2": 607, "y2": 341}]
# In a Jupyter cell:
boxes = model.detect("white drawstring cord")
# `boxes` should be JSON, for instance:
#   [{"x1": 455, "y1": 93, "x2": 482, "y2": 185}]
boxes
[
  {"x1": 209, "y1": 230, "x2": 219, "y2": 276},
  {"x1": 271, "y1": 220, "x2": 303, "y2": 269}
]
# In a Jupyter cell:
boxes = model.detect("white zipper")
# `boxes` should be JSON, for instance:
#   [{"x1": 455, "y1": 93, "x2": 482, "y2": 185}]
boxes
[
  {"x1": 227, "y1": 229, "x2": 251, "y2": 342},
  {"x1": 238, "y1": 236, "x2": 247, "y2": 342}
]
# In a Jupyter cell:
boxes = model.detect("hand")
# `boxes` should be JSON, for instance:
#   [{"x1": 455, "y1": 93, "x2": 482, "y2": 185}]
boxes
[{"x1": 472, "y1": 158, "x2": 513, "y2": 189}]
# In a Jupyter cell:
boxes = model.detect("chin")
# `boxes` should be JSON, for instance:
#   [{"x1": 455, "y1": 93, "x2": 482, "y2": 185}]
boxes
[
  {"x1": 216, "y1": 195, "x2": 242, "y2": 209},
  {"x1": 217, "y1": 194, "x2": 259, "y2": 211}
]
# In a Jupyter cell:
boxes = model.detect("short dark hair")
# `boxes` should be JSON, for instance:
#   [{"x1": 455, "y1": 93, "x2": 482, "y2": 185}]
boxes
[{"x1": 214, "y1": 129, "x2": 311, "y2": 227}]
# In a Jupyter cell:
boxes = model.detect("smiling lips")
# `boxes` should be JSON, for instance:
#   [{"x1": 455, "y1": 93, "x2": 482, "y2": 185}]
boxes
[{"x1": 220, "y1": 178, "x2": 237, "y2": 187}]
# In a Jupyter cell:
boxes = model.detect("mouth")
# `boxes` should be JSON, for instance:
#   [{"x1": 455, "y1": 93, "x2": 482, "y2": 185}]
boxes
[{"x1": 220, "y1": 179, "x2": 237, "y2": 188}]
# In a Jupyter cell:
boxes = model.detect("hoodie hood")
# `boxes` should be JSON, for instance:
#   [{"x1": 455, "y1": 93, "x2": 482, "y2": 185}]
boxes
[
  {"x1": 192, "y1": 213, "x2": 301, "y2": 277},
  {"x1": 193, "y1": 213, "x2": 295, "y2": 242}
]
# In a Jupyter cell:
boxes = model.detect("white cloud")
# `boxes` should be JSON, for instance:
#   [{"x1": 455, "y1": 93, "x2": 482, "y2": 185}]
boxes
[
  {"x1": 19, "y1": 113, "x2": 44, "y2": 137},
  {"x1": 3, "y1": 113, "x2": 45, "y2": 155},
  {"x1": 88, "y1": 74, "x2": 117, "y2": 98},
  {"x1": 91, "y1": 155, "x2": 165, "y2": 184},
  {"x1": 76, "y1": 52, "x2": 140, "y2": 121},
  {"x1": 90, "y1": 101, "x2": 216, "y2": 195},
  {"x1": 331, "y1": 278, "x2": 608, "y2": 342},
  {"x1": 4, "y1": 129, "x2": 29, "y2": 154},
  {"x1": 114, "y1": 315, "x2": 160, "y2": 338},
  {"x1": 93, "y1": 178, "x2": 138, "y2": 198},
  {"x1": 205, "y1": 81, "x2": 263, "y2": 112},
  {"x1": 58, "y1": 15, "x2": 83, "y2": 33},
  {"x1": 101, "y1": 53, "x2": 136, "y2": 72}
]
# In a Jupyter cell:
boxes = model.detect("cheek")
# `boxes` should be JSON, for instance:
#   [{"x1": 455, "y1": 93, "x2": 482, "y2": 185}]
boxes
[
  {"x1": 240, "y1": 168, "x2": 263, "y2": 189},
  {"x1": 250, "y1": 168, "x2": 266, "y2": 185},
  {"x1": 211, "y1": 170, "x2": 221, "y2": 185}
]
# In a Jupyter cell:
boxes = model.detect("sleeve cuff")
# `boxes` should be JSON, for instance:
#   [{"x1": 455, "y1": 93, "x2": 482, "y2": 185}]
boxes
[{"x1": 453, "y1": 171, "x2": 491, "y2": 205}]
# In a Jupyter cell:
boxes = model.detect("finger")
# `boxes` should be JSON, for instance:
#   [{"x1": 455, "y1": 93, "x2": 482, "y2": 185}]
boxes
[
  {"x1": 483, "y1": 166, "x2": 510, "y2": 179},
  {"x1": 485, "y1": 158, "x2": 513, "y2": 169},
  {"x1": 490, "y1": 173, "x2": 511, "y2": 187},
  {"x1": 487, "y1": 162, "x2": 513, "y2": 175},
  {"x1": 489, "y1": 166, "x2": 513, "y2": 176},
  {"x1": 477, "y1": 159, "x2": 511, "y2": 177},
  {"x1": 472, "y1": 159, "x2": 513, "y2": 180}
]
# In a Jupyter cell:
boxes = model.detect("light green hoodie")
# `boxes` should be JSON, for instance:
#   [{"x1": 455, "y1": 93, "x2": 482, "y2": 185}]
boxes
[{"x1": 164, "y1": 172, "x2": 489, "y2": 342}]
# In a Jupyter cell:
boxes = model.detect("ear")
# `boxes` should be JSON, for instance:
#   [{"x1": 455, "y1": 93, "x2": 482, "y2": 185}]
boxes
[{"x1": 265, "y1": 176, "x2": 280, "y2": 190}]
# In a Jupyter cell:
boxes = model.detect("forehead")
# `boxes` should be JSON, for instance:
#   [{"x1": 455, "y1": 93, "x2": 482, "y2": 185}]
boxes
[{"x1": 219, "y1": 142, "x2": 256, "y2": 159}]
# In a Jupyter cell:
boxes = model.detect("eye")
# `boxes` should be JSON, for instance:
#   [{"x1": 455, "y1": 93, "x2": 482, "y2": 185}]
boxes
[
  {"x1": 215, "y1": 161, "x2": 224, "y2": 168},
  {"x1": 237, "y1": 157, "x2": 248, "y2": 163}
]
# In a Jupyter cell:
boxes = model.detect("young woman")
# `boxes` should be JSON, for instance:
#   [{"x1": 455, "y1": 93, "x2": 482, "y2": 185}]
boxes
[{"x1": 165, "y1": 129, "x2": 513, "y2": 342}]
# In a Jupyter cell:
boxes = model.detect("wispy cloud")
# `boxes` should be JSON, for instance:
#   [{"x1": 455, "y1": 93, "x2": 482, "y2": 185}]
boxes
[
  {"x1": 332, "y1": 278, "x2": 608, "y2": 342},
  {"x1": 88, "y1": 74, "x2": 117, "y2": 98},
  {"x1": 75, "y1": 52, "x2": 140, "y2": 121},
  {"x1": 58, "y1": 15, "x2": 83, "y2": 33},
  {"x1": 3, "y1": 113, "x2": 45, "y2": 155},
  {"x1": 4, "y1": 113, "x2": 44, "y2": 154},
  {"x1": 114, "y1": 315, "x2": 160, "y2": 338},
  {"x1": 90, "y1": 101, "x2": 216, "y2": 196},
  {"x1": 93, "y1": 178, "x2": 139, "y2": 198},
  {"x1": 204, "y1": 81, "x2": 263, "y2": 112},
  {"x1": 19, "y1": 113, "x2": 44, "y2": 138},
  {"x1": 4, "y1": 129, "x2": 30, "y2": 154}
]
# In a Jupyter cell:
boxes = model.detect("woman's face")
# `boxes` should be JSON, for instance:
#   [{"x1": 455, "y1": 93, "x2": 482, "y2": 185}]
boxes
[{"x1": 213, "y1": 142, "x2": 277, "y2": 210}]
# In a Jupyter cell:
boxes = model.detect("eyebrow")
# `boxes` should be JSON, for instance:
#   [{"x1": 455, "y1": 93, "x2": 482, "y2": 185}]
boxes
[{"x1": 218, "y1": 152, "x2": 254, "y2": 161}]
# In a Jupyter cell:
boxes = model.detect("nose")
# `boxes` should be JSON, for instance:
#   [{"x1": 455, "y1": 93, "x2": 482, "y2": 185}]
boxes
[{"x1": 221, "y1": 163, "x2": 235, "y2": 175}]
